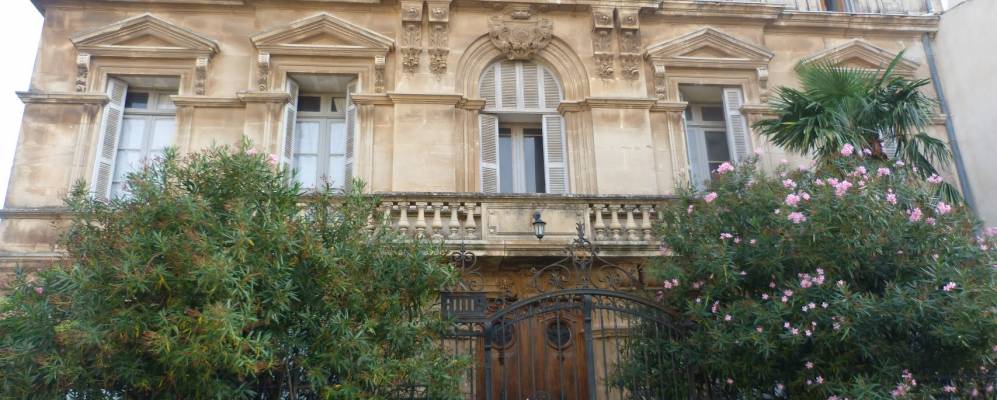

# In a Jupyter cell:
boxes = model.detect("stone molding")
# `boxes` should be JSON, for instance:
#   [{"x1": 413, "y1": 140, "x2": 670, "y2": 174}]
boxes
[
  {"x1": 649, "y1": 100, "x2": 688, "y2": 113},
  {"x1": 387, "y1": 93, "x2": 464, "y2": 105},
  {"x1": 236, "y1": 91, "x2": 291, "y2": 104},
  {"x1": 70, "y1": 13, "x2": 220, "y2": 94},
  {"x1": 557, "y1": 97, "x2": 658, "y2": 112},
  {"x1": 0, "y1": 207, "x2": 72, "y2": 220},
  {"x1": 170, "y1": 95, "x2": 245, "y2": 108},
  {"x1": 800, "y1": 39, "x2": 920, "y2": 74},
  {"x1": 16, "y1": 91, "x2": 110, "y2": 105}
]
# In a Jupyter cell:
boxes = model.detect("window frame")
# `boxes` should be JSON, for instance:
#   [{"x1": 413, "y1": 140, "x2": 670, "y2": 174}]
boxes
[
  {"x1": 498, "y1": 123, "x2": 546, "y2": 194},
  {"x1": 112, "y1": 88, "x2": 178, "y2": 197},
  {"x1": 292, "y1": 92, "x2": 349, "y2": 190}
]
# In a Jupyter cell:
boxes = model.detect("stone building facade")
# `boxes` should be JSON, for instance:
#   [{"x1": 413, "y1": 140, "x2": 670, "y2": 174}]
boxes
[{"x1": 2, "y1": 0, "x2": 949, "y2": 397}]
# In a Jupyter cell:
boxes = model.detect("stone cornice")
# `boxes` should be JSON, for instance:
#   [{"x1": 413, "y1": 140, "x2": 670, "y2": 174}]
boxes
[
  {"x1": 739, "y1": 103, "x2": 778, "y2": 117},
  {"x1": 350, "y1": 94, "x2": 393, "y2": 106},
  {"x1": 650, "y1": 100, "x2": 688, "y2": 113},
  {"x1": 386, "y1": 93, "x2": 464, "y2": 105},
  {"x1": 171, "y1": 95, "x2": 244, "y2": 108},
  {"x1": 16, "y1": 91, "x2": 109, "y2": 105},
  {"x1": 656, "y1": 1, "x2": 784, "y2": 22},
  {"x1": 236, "y1": 91, "x2": 290, "y2": 104},
  {"x1": 458, "y1": 98, "x2": 487, "y2": 111},
  {"x1": 585, "y1": 97, "x2": 657, "y2": 109},
  {"x1": 0, "y1": 207, "x2": 71, "y2": 219},
  {"x1": 771, "y1": 11, "x2": 939, "y2": 34}
]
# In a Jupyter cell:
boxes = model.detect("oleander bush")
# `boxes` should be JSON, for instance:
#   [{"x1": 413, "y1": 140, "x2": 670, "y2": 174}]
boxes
[
  {"x1": 0, "y1": 143, "x2": 463, "y2": 399},
  {"x1": 639, "y1": 149, "x2": 996, "y2": 399}
]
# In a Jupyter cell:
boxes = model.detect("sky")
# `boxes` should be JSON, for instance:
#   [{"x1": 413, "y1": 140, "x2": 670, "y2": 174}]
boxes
[{"x1": 0, "y1": 2, "x2": 43, "y2": 208}]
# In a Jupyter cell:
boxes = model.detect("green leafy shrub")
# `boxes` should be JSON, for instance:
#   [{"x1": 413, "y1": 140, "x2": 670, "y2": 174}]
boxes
[
  {"x1": 644, "y1": 150, "x2": 996, "y2": 399},
  {"x1": 0, "y1": 143, "x2": 463, "y2": 399}
]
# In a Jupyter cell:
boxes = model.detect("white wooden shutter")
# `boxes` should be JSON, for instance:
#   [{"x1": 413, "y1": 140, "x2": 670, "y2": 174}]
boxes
[
  {"x1": 499, "y1": 61, "x2": 518, "y2": 109},
  {"x1": 722, "y1": 87, "x2": 751, "y2": 162},
  {"x1": 345, "y1": 80, "x2": 358, "y2": 185},
  {"x1": 522, "y1": 63, "x2": 540, "y2": 109},
  {"x1": 686, "y1": 127, "x2": 709, "y2": 189},
  {"x1": 542, "y1": 114, "x2": 568, "y2": 194},
  {"x1": 282, "y1": 78, "x2": 300, "y2": 173},
  {"x1": 92, "y1": 77, "x2": 128, "y2": 200},
  {"x1": 541, "y1": 68, "x2": 561, "y2": 110},
  {"x1": 880, "y1": 131, "x2": 898, "y2": 159},
  {"x1": 479, "y1": 114, "x2": 500, "y2": 193},
  {"x1": 480, "y1": 64, "x2": 496, "y2": 108}
]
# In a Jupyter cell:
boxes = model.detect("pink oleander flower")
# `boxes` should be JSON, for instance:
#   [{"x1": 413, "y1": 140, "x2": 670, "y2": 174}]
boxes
[
  {"x1": 734, "y1": 237, "x2": 742, "y2": 244},
  {"x1": 822, "y1": 302, "x2": 829, "y2": 309},
  {"x1": 895, "y1": 160, "x2": 906, "y2": 167},
  {"x1": 834, "y1": 180, "x2": 853, "y2": 197},
  {"x1": 798, "y1": 164, "x2": 809, "y2": 171},
  {"x1": 805, "y1": 329, "x2": 813, "y2": 337},
  {"x1": 783, "y1": 179, "x2": 797, "y2": 189},
  {"x1": 863, "y1": 147, "x2": 873, "y2": 156},
  {"x1": 801, "y1": 192, "x2": 811, "y2": 201},
  {"x1": 704, "y1": 192, "x2": 718, "y2": 203},
  {"x1": 716, "y1": 161, "x2": 735, "y2": 174},
  {"x1": 756, "y1": 326, "x2": 764, "y2": 333},
  {"x1": 827, "y1": 178, "x2": 840, "y2": 186},
  {"x1": 720, "y1": 233, "x2": 734, "y2": 240},
  {"x1": 34, "y1": 287, "x2": 44, "y2": 295},
  {"x1": 855, "y1": 166, "x2": 868, "y2": 176},
  {"x1": 788, "y1": 212, "x2": 807, "y2": 224},
  {"x1": 878, "y1": 167, "x2": 891, "y2": 177},
  {"x1": 908, "y1": 207, "x2": 923, "y2": 223},
  {"x1": 784, "y1": 322, "x2": 792, "y2": 329},
  {"x1": 925, "y1": 217, "x2": 936, "y2": 225},
  {"x1": 750, "y1": 239, "x2": 758, "y2": 245},
  {"x1": 784, "y1": 289, "x2": 794, "y2": 297},
  {"x1": 658, "y1": 243, "x2": 669, "y2": 255},
  {"x1": 780, "y1": 159, "x2": 789, "y2": 165},
  {"x1": 762, "y1": 293, "x2": 770, "y2": 300},
  {"x1": 770, "y1": 281, "x2": 777, "y2": 288},
  {"x1": 985, "y1": 227, "x2": 997, "y2": 237},
  {"x1": 655, "y1": 290, "x2": 664, "y2": 301},
  {"x1": 711, "y1": 301, "x2": 720, "y2": 314},
  {"x1": 726, "y1": 378, "x2": 734, "y2": 385},
  {"x1": 805, "y1": 361, "x2": 814, "y2": 369},
  {"x1": 816, "y1": 376, "x2": 824, "y2": 385},
  {"x1": 781, "y1": 296, "x2": 789, "y2": 303},
  {"x1": 774, "y1": 209, "x2": 781, "y2": 215},
  {"x1": 927, "y1": 174, "x2": 944, "y2": 184},
  {"x1": 840, "y1": 144, "x2": 855, "y2": 156},
  {"x1": 791, "y1": 328, "x2": 800, "y2": 336},
  {"x1": 724, "y1": 314, "x2": 732, "y2": 322},
  {"x1": 246, "y1": 147, "x2": 258, "y2": 155},
  {"x1": 943, "y1": 385, "x2": 957, "y2": 393},
  {"x1": 267, "y1": 153, "x2": 279, "y2": 167},
  {"x1": 837, "y1": 280, "x2": 846, "y2": 288},
  {"x1": 935, "y1": 201, "x2": 952, "y2": 215},
  {"x1": 687, "y1": 205, "x2": 694, "y2": 215},
  {"x1": 785, "y1": 193, "x2": 801, "y2": 207},
  {"x1": 886, "y1": 190, "x2": 898, "y2": 205},
  {"x1": 943, "y1": 282, "x2": 957, "y2": 292},
  {"x1": 815, "y1": 178, "x2": 826, "y2": 186},
  {"x1": 754, "y1": 147, "x2": 764, "y2": 155}
]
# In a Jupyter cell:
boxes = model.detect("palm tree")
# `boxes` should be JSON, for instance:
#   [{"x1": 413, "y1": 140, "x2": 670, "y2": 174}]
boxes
[{"x1": 753, "y1": 52, "x2": 959, "y2": 201}]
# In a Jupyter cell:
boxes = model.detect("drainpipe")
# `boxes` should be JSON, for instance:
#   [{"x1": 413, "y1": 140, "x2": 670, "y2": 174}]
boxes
[{"x1": 921, "y1": 33, "x2": 977, "y2": 213}]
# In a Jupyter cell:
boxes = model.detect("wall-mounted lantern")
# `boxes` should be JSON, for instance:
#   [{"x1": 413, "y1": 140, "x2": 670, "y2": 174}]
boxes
[{"x1": 532, "y1": 211, "x2": 546, "y2": 240}]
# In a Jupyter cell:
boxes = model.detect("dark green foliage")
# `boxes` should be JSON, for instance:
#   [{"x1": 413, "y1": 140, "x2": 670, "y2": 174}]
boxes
[
  {"x1": 0, "y1": 143, "x2": 463, "y2": 399},
  {"x1": 635, "y1": 155, "x2": 996, "y2": 399},
  {"x1": 753, "y1": 53, "x2": 959, "y2": 202}
]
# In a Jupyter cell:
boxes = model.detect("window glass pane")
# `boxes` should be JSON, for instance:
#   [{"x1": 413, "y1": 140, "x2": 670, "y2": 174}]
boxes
[
  {"x1": 327, "y1": 155, "x2": 346, "y2": 189},
  {"x1": 119, "y1": 118, "x2": 146, "y2": 149},
  {"x1": 125, "y1": 92, "x2": 149, "y2": 109},
  {"x1": 295, "y1": 155, "x2": 318, "y2": 189},
  {"x1": 113, "y1": 150, "x2": 143, "y2": 182},
  {"x1": 297, "y1": 96, "x2": 321, "y2": 112},
  {"x1": 328, "y1": 121, "x2": 347, "y2": 155},
  {"x1": 499, "y1": 130, "x2": 513, "y2": 193},
  {"x1": 705, "y1": 130, "x2": 732, "y2": 162},
  {"x1": 331, "y1": 98, "x2": 341, "y2": 112},
  {"x1": 149, "y1": 118, "x2": 175, "y2": 152},
  {"x1": 701, "y1": 106, "x2": 725, "y2": 122},
  {"x1": 522, "y1": 131, "x2": 545, "y2": 193},
  {"x1": 295, "y1": 121, "x2": 321, "y2": 153}
]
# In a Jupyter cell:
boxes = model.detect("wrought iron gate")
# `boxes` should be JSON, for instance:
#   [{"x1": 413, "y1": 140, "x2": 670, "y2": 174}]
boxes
[{"x1": 442, "y1": 225, "x2": 688, "y2": 400}]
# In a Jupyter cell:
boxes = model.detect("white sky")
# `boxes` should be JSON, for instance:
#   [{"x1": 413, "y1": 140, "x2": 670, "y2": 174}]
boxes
[{"x1": 0, "y1": 3, "x2": 43, "y2": 208}]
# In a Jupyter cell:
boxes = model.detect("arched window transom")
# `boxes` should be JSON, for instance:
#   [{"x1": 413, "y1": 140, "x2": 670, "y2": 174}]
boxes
[{"x1": 479, "y1": 60, "x2": 562, "y2": 112}]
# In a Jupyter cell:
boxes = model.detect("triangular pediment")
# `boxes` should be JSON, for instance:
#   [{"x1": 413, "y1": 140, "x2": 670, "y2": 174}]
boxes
[
  {"x1": 252, "y1": 13, "x2": 394, "y2": 57},
  {"x1": 71, "y1": 14, "x2": 219, "y2": 59},
  {"x1": 801, "y1": 39, "x2": 919, "y2": 74},
  {"x1": 646, "y1": 28, "x2": 773, "y2": 69}
]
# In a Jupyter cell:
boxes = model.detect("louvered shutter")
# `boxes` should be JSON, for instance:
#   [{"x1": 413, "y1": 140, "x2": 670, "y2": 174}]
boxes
[
  {"x1": 282, "y1": 78, "x2": 300, "y2": 173},
  {"x1": 479, "y1": 114, "x2": 500, "y2": 193},
  {"x1": 686, "y1": 127, "x2": 709, "y2": 189},
  {"x1": 541, "y1": 68, "x2": 561, "y2": 110},
  {"x1": 522, "y1": 63, "x2": 540, "y2": 109},
  {"x1": 542, "y1": 115, "x2": 568, "y2": 194},
  {"x1": 480, "y1": 64, "x2": 496, "y2": 108},
  {"x1": 92, "y1": 77, "x2": 128, "y2": 200},
  {"x1": 880, "y1": 131, "x2": 898, "y2": 159},
  {"x1": 345, "y1": 80, "x2": 357, "y2": 185},
  {"x1": 499, "y1": 61, "x2": 518, "y2": 109},
  {"x1": 722, "y1": 87, "x2": 751, "y2": 162}
]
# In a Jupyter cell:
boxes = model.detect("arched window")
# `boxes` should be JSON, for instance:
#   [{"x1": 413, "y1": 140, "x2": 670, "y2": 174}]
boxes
[{"x1": 478, "y1": 61, "x2": 567, "y2": 194}]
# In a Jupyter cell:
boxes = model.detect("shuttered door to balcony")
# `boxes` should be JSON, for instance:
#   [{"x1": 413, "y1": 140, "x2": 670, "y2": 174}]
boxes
[
  {"x1": 542, "y1": 115, "x2": 568, "y2": 193},
  {"x1": 479, "y1": 114, "x2": 500, "y2": 193},
  {"x1": 721, "y1": 87, "x2": 751, "y2": 162},
  {"x1": 345, "y1": 80, "x2": 357, "y2": 183},
  {"x1": 282, "y1": 78, "x2": 300, "y2": 173}
]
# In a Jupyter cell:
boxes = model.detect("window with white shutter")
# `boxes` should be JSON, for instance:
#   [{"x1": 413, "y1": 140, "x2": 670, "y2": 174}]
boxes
[
  {"x1": 92, "y1": 78, "x2": 128, "y2": 199},
  {"x1": 478, "y1": 61, "x2": 567, "y2": 193},
  {"x1": 681, "y1": 85, "x2": 742, "y2": 188},
  {"x1": 285, "y1": 75, "x2": 356, "y2": 191},
  {"x1": 722, "y1": 87, "x2": 751, "y2": 162}
]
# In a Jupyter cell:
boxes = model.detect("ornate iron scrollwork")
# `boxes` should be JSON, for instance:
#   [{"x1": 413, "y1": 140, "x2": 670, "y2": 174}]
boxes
[{"x1": 529, "y1": 222, "x2": 644, "y2": 293}]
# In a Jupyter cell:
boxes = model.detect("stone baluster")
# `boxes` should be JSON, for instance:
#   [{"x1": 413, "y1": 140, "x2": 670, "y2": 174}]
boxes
[
  {"x1": 625, "y1": 205, "x2": 639, "y2": 241},
  {"x1": 414, "y1": 202, "x2": 427, "y2": 238},
  {"x1": 431, "y1": 203, "x2": 444, "y2": 240},
  {"x1": 447, "y1": 203, "x2": 461, "y2": 239},
  {"x1": 640, "y1": 205, "x2": 654, "y2": 241},
  {"x1": 464, "y1": 205, "x2": 478, "y2": 239},
  {"x1": 381, "y1": 204, "x2": 393, "y2": 232},
  {"x1": 397, "y1": 203, "x2": 410, "y2": 236},
  {"x1": 609, "y1": 204, "x2": 622, "y2": 241},
  {"x1": 592, "y1": 204, "x2": 607, "y2": 241}
]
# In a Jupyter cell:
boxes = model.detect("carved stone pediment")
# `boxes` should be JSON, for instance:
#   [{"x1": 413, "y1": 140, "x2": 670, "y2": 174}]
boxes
[
  {"x1": 71, "y1": 13, "x2": 219, "y2": 59},
  {"x1": 801, "y1": 39, "x2": 919, "y2": 75},
  {"x1": 251, "y1": 13, "x2": 394, "y2": 58},
  {"x1": 488, "y1": 13, "x2": 553, "y2": 60},
  {"x1": 645, "y1": 27, "x2": 773, "y2": 69}
]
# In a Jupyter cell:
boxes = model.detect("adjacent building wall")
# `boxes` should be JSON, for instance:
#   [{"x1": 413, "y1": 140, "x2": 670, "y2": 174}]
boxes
[{"x1": 933, "y1": 0, "x2": 997, "y2": 225}]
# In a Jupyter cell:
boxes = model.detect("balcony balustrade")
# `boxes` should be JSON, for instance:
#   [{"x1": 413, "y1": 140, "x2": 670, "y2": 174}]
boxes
[{"x1": 692, "y1": 0, "x2": 938, "y2": 15}]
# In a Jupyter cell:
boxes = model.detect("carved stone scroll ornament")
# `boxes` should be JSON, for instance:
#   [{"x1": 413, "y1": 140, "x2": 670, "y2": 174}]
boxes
[
  {"x1": 488, "y1": 14, "x2": 553, "y2": 61},
  {"x1": 616, "y1": 9, "x2": 641, "y2": 80},
  {"x1": 195, "y1": 56, "x2": 209, "y2": 95},
  {"x1": 653, "y1": 63, "x2": 667, "y2": 99},
  {"x1": 429, "y1": 48, "x2": 449, "y2": 74},
  {"x1": 757, "y1": 66, "x2": 770, "y2": 102},
  {"x1": 400, "y1": 47, "x2": 422, "y2": 73},
  {"x1": 619, "y1": 53, "x2": 641, "y2": 80},
  {"x1": 594, "y1": 52, "x2": 615, "y2": 79},
  {"x1": 75, "y1": 53, "x2": 91, "y2": 92},
  {"x1": 591, "y1": 7, "x2": 615, "y2": 79},
  {"x1": 400, "y1": 1, "x2": 424, "y2": 73},
  {"x1": 257, "y1": 53, "x2": 270, "y2": 91},
  {"x1": 427, "y1": 1, "x2": 450, "y2": 74}
]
